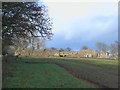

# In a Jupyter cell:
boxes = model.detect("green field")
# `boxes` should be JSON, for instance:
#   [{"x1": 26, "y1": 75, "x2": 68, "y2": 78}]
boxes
[{"x1": 3, "y1": 57, "x2": 118, "y2": 88}]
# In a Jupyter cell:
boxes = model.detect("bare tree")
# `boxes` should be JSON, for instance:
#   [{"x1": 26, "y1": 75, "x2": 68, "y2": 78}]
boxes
[
  {"x1": 109, "y1": 41, "x2": 119, "y2": 58},
  {"x1": 64, "y1": 47, "x2": 72, "y2": 51},
  {"x1": 29, "y1": 37, "x2": 46, "y2": 49},
  {"x1": 59, "y1": 48, "x2": 64, "y2": 52},
  {"x1": 96, "y1": 42, "x2": 108, "y2": 52},
  {"x1": 81, "y1": 46, "x2": 88, "y2": 50},
  {"x1": 36, "y1": 39, "x2": 46, "y2": 49}
]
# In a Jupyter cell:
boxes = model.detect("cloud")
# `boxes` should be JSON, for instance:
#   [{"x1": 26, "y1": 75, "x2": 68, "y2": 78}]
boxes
[
  {"x1": 65, "y1": 31, "x2": 74, "y2": 41},
  {"x1": 45, "y1": 2, "x2": 118, "y2": 50},
  {"x1": 46, "y1": 15, "x2": 117, "y2": 50}
]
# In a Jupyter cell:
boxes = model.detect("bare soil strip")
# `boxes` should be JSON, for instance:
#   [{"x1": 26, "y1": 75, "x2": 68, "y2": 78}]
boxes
[
  {"x1": 54, "y1": 62, "x2": 113, "y2": 89},
  {"x1": 25, "y1": 62, "x2": 53, "y2": 64}
]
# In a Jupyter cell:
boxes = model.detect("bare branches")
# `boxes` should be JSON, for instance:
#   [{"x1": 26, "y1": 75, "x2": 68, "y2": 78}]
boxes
[{"x1": 2, "y1": 2, "x2": 53, "y2": 41}]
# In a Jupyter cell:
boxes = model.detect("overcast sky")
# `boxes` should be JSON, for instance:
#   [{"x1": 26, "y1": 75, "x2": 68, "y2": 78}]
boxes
[{"x1": 40, "y1": 0, "x2": 118, "y2": 51}]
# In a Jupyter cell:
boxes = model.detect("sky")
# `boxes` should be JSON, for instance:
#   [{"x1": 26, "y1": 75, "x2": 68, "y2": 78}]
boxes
[{"x1": 40, "y1": 0, "x2": 118, "y2": 51}]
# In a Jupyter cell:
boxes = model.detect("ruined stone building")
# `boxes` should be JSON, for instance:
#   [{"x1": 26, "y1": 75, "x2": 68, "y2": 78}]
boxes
[
  {"x1": 97, "y1": 51, "x2": 109, "y2": 58},
  {"x1": 55, "y1": 48, "x2": 109, "y2": 58}
]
